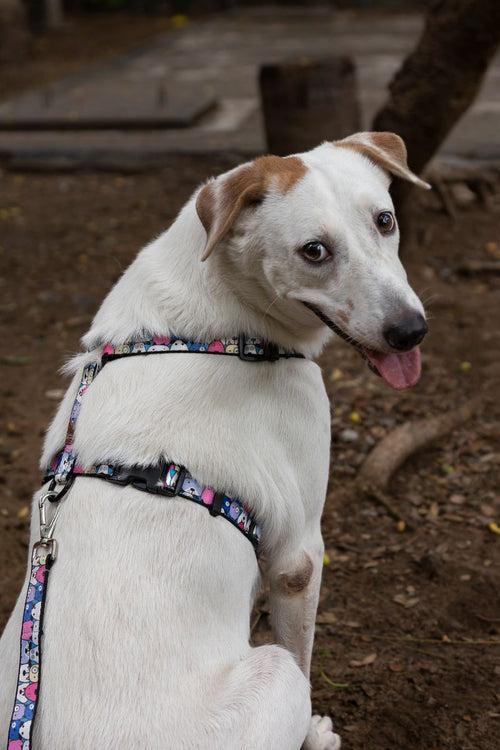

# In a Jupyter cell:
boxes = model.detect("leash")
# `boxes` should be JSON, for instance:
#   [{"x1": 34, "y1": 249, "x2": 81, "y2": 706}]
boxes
[
  {"x1": 7, "y1": 332, "x2": 300, "y2": 750},
  {"x1": 7, "y1": 481, "x2": 72, "y2": 750}
]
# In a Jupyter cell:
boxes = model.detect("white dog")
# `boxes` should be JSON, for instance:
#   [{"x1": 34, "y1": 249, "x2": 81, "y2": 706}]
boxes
[{"x1": 0, "y1": 132, "x2": 428, "y2": 749}]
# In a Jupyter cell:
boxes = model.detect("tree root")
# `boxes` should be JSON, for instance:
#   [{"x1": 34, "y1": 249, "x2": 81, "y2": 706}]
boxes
[{"x1": 355, "y1": 396, "x2": 484, "y2": 519}]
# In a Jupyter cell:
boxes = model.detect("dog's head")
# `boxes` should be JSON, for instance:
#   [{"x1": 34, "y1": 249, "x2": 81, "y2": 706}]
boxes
[{"x1": 196, "y1": 132, "x2": 430, "y2": 390}]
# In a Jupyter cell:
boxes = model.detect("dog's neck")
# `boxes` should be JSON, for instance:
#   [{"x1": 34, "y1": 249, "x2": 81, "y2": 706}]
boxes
[{"x1": 83, "y1": 196, "x2": 330, "y2": 359}]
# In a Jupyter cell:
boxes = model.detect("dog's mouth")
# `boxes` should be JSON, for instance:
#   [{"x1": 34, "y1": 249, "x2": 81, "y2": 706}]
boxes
[{"x1": 302, "y1": 302, "x2": 421, "y2": 391}]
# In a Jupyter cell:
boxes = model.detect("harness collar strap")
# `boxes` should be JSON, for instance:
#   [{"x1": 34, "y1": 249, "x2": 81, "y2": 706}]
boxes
[{"x1": 100, "y1": 334, "x2": 303, "y2": 366}]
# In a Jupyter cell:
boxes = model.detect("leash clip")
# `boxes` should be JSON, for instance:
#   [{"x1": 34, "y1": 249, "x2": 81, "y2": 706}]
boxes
[{"x1": 33, "y1": 486, "x2": 66, "y2": 564}]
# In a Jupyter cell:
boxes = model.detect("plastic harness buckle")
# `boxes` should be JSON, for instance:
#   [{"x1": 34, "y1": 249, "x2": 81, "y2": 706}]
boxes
[{"x1": 238, "y1": 334, "x2": 279, "y2": 362}]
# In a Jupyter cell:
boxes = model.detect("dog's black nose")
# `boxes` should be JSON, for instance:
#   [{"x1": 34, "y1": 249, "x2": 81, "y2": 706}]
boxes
[{"x1": 383, "y1": 312, "x2": 428, "y2": 351}]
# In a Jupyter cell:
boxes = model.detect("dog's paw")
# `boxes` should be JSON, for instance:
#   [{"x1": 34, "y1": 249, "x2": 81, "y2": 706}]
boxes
[{"x1": 303, "y1": 714, "x2": 341, "y2": 750}]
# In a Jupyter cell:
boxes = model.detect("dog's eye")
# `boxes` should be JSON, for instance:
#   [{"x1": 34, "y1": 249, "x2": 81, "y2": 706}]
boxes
[
  {"x1": 299, "y1": 241, "x2": 330, "y2": 263},
  {"x1": 376, "y1": 211, "x2": 396, "y2": 234}
]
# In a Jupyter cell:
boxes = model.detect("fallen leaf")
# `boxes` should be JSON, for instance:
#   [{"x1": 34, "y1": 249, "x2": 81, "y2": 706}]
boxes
[
  {"x1": 17, "y1": 506, "x2": 29, "y2": 521},
  {"x1": 488, "y1": 521, "x2": 500, "y2": 536},
  {"x1": 170, "y1": 13, "x2": 188, "y2": 28},
  {"x1": 350, "y1": 652, "x2": 377, "y2": 668},
  {"x1": 388, "y1": 662, "x2": 405, "y2": 673},
  {"x1": 349, "y1": 410, "x2": 362, "y2": 424},
  {"x1": 428, "y1": 502, "x2": 439, "y2": 519},
  {"x1": 393, "y1": 593, "x2": 420, "y2": 608},
  {"x1": 5, "y1": 421, "x2": 19, "y2": 436},
  {"x1": 485, "y1": 241, "x2": 500, "y2": 259},
  {"x1": 316, "y1": 611, "x2": 338, "y2": 625},
  {"x1": 323, "y1": 552, "x2": 331, "y2": 566}
]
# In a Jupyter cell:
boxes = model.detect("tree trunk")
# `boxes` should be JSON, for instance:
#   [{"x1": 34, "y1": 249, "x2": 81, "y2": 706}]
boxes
[
  {"x1": 0, "y1": 0, "x2": 29, "y2": 63},
  {"x1": 373, "y1": 0, "x2": 500, "y2": 249},
  {"x1": 45, "y1": 0, "x2": 64, "y2": 29},
  {"x1": 260, "y1": 57, "x2": 361, "y2": 156}
]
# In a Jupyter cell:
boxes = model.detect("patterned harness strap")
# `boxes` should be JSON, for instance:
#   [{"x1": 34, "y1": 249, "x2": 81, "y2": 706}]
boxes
[
  {"x1": 46, "y1": 458, "x2": 261, "y2": 550},
  {"x1": 101, "y1": 333, "x2": 303, "y2": 365},
  {"x1": 8, "y1": 332, "x2": 296, "y2": 749},
  {"x1": 8, "y1": 548, "x2": 52, "y2": 750}
]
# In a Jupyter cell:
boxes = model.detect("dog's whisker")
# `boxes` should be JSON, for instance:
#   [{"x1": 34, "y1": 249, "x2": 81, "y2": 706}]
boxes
[
  {"x1": 421, "y1": 293, "x2": 440, "y2": 307},
  {"x1": 263, "y1": 293, "x2": 281, "y2": 319}
]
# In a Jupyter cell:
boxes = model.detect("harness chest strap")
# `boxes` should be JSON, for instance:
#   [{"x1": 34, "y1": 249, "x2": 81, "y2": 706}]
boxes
[{"x1": 45, "y1": 459, "x2": 262, "y2": 550}]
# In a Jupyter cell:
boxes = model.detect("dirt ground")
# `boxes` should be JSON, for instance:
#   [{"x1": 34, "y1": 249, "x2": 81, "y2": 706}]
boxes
[{"x1": 1, "y1": 13, "x2": 500, "y2": 750}]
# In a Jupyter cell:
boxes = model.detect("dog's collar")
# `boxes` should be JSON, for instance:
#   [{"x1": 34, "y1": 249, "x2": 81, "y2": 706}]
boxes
[{"x1": 100, "y1": 333, "x2": 304, "y2": 365}]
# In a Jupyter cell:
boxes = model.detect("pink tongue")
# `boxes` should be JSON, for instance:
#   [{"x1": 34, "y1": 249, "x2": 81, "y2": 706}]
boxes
[{"x1": 364, "y1": 347, "x2": 422, "y2": 390}]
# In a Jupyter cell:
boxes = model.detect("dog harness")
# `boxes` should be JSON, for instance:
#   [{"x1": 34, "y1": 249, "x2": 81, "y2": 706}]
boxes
[{"x1": 7, "y1": 333, "x2": 303, "y2": 750}]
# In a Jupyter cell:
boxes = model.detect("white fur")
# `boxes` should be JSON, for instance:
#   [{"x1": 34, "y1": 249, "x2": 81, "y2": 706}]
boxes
[{"x1": 0, "y1": 140, "x2": 425, "y2": 749}]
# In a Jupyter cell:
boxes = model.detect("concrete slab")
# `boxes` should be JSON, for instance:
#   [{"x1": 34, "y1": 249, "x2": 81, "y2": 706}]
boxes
[{"x1": 0, "y1": 81, "x2": 216, "y2": 130}]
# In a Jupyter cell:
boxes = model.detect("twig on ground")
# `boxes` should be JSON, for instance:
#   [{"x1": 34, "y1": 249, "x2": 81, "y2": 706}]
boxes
[
  {"x1": 456, "y1": 259, "x2": 500, "y2": 275},
  {"x1": 347, "y1": 633, "x2": 500, "y2": 647},
  {"x1": 360, "y1": 486, "x2": 407, "y2": 524},
  {"x1": 321, "y1": 672, "x2": 350, "y2": 690}
]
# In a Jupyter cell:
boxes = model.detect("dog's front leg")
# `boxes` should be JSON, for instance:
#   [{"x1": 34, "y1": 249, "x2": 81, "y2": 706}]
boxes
[
  {"x1": 266, "y1": 529, "x2": 341, "y2": 750},
  {"x1": 267, "y1": 537, "x2": 323, "y2": 677}
]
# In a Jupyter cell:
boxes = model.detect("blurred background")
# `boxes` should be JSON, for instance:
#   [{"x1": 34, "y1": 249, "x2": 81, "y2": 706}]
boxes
[{"x1": 0, "y1": 1, "x2": 499, "y2": 748}]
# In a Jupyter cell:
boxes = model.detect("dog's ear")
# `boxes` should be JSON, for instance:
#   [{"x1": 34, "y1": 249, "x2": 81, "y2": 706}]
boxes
[
  {"x1": 196, "y1": 167, "x2": 265, "y2": 262},
  {"x1": 196, "y1": 156, "x2": 307, "y2": 261},
  {"x1": 335, "y1": 132, "x2": 431, "y2": 190}
]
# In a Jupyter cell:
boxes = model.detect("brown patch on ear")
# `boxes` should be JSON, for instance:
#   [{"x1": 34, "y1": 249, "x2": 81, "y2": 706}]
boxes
[
  {"x1": 277, "y1": 553, "x2": 314, "y2": 596},
  {"x1": 196, "y1": 155, "x2": 307, "y2": 261},
  {"x1": 335, "y1": 131, "x2": 431, "y2": 190}
]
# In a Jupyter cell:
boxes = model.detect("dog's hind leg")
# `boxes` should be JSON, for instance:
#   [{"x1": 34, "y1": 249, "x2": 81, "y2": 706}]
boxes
[{"x1": 207, "y1": 644, "x2": 312, "y2": 750}]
